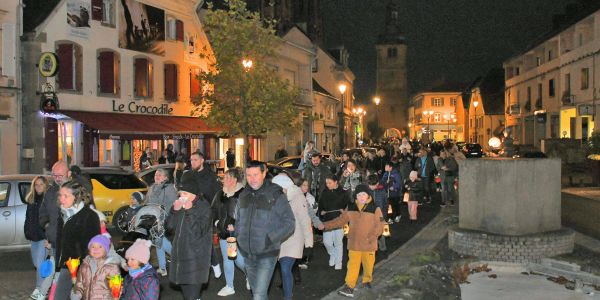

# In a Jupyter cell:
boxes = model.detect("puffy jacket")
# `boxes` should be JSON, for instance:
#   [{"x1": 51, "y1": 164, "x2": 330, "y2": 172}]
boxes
[
  {"x1": 55, "y1": 205, "x2": 100, "y2": 271},
  {"x1": 323, "y1": 198, "x2": 385, "y2": 252},
  {"x1": 166, "y1": 195, "x2": 212, "y2": 285},
  {"x1": 190, "y1": 167, "x2": 222, "y2": 202},
  {"x1": 381, "y1": 169, "x2": 402, "y2": 198},
  {"x1": 340, "y1": 171, "x2": 363, "y2": 193},
  {"x1": 24, "y1": 193, "x2": 46, "y2": 242},
  {"x1": 279, "y1": 186, "x2": 313, "y2": 259},
  {"x1": 73, "y1": 255, "x2": 121, "y2": 300},
  {"x1": 303, "y1": 163, "x2": 332, "y2": 199},
  {"x1": 39, "y1": 183, "x2": 60, "y2": 246},
  {"x1": 405, "y1": 179, "x2": 424, "y2": 202},
  {"x1": 145, "y1": 181, "x2": 177, "y2": 212},
  {"x1": 235, "y1": 181, "x2": 295, "y2": 258},
  {"x1": 318, "y1": 186, "x2": 350, "y2": 223},
  {"x1": 121, "y1": 266, "x2": 159, "y2": 300},
  {"x1": 211, "y1": 185, "x2": 243, "y2": 240}
]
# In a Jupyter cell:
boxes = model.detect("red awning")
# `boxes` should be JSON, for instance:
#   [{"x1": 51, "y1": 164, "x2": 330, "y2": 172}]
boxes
[{"x1": 60, "y1": 110, "x2": 220, "y2": 135}]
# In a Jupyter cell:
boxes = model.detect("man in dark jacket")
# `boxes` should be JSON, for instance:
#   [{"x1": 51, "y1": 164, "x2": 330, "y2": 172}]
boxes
[
  {"x1": 335, "y1": 152, "x2": 350, "y2": 179},
  {"x1": 303, "y1": 153, "x2": 333, "y2": 203},
  {"x1": 381, "y1": 161, "x2": 402, "y2": 223},
  {"x1": 413, "y1": 148, "x2": 436, "y2": 203},
  {"x1": 189, "y1": 151, "x2": 222, "y2": 202},
  {"x1": 39, "y1": 161, "x2": 70, "y2": 250},
  {"x1": 274, "y1": 144, "x2": 288, "y2": 160},
  {"x1": 235, "y1": 160, "x2": 295, "y2": 300}
]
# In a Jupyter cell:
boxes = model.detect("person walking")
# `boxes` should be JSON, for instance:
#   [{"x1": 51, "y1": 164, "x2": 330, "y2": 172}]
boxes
[
  {"x1": 381, "y1": 161, "x2": 402, "y2": 223},
  {"x1": 122, "y1": 239, "x2": 160, "y2": 300},
  {"x1": 303, "y1": 153, "x2": 333, "y2": 202},
  {"x1": 274, "y1": 144, "x2": 289, "y2": 160},
  {"x1": 439, "y1": 149, "x2": 458, "y2": 207},
  {"x1": 189, "y1": 151, "x2": 222, "y2": 203},
  {"x1": 226, "y1": 148, "x2": 236, "y2": 169},
  {"x1": 405, "y1": 171, "x2": 424, "y2": 222},
  {"x1": 318, "y1": 175, "x2": 350, "y2": 270},
  {"x1": 145, "y1": 168, "x2": 177, "y2": 276},
  {"x1": 413, "y1": 148, "x2": 436, "y2": 204},
  {"x1": 24, "y1": 176, "x2": 49, "y2": 299},
  {"x1": 299, "y1": 141, "x2": 316, "y2": 171},
  {"x1": 71, "y1": 235, "x2": 121, "y2": 300},
  {"x1": 272, "y1": 174, "x2": 312, "y2": 300},
  {"x1": 166, "y1": 172, "x2": 213, "y2": 300},
  {"x1": 335, "y1": 152, "x2": 350, "y2": 179},
  {"x1": 173, "y1": 158, "x2": 185, "y2": 187},
  {"x1": 235, "y1": 160, "x2": 295, "y2": 300},
  {"x1": 211, "y1": 168, "x2": 249, "y2": 297},
  {"x1": 54, "y1": 180, "x2": 101, "y2": 300},
  {"x1": 69, "y1": 165, "x2": 94, "y2": 206},
  {"x1": 340, "y1": 159, "x2": 363, "y2": 196}
]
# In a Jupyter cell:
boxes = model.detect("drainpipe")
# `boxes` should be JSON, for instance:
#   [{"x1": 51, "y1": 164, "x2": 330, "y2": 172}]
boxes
[{"x1": 16, "y1": 0, "x2": 24, "y2": 173}]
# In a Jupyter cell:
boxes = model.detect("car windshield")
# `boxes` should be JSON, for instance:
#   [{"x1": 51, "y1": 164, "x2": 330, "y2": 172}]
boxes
[{"x1": 90, "y1": 173, "x2": 147, "y2": 189}]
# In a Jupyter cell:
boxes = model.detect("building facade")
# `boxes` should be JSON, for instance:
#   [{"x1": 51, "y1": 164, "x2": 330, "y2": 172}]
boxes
[
  {"x1": 0, "y1": 0, "x2": 22, "y2": 175},
  {"x1": 410, "y1": 91, "x2": 463, "y2": 142},
  {"x1": 21, "y1": 0, "x2": 225, "y2": 172},
  {"x1": 504, "y1": 6, "x2": 600, "y2": 148}
]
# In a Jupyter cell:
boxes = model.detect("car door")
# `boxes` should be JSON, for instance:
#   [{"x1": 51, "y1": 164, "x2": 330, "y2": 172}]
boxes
[
  {"x1": 14, "y1": 182, "x2": 31, "y2": 245},
  {"x1": 0, "y1": 181, "x2": 15, "y2": 246}
]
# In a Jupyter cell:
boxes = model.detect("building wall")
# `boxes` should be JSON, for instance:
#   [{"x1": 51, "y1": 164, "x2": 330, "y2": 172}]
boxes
[
  {"x1": 504, "y1": 9, "x2": 600, "y2": 147},
  {"x1": 0, "y1": 0, "x2": 21, "y2": 174},
  {"x1": 375, "y1": 42, "x2": 408, "y2": 134},
  {"x1": 21, "y1": 0, "x2": 212, "y2": 172},
  {"x1": 467, "y1": 88, "x2": 505, "y2": 150},
  {"x1": 411, "y1": 92, "x2": 462, "y2": 142}
]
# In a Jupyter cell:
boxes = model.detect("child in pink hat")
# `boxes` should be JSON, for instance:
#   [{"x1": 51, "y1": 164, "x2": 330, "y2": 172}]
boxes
[{"x1": 121, "y1": 239, "x2": 159, "y2": 300}]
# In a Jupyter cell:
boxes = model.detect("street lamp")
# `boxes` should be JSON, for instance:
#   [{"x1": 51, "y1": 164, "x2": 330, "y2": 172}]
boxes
[
  {"x1": 338, "y1": 83, "x2": 348, "y2": 150},
  {"x1": 443, "y1": 113, "x2": 456, "y2": 141},
  {"x1": 242, "y1": 59, "x2": 253, "y2": 70},
  {"x1": 373, "y1": 96, "x2": 381, "y2": 139},
  {"x1": 473, "y1": 100, "x2": 479, "y2": 143},
  {"x1": 423, "y1": 110, "x2": 434, "y2": 141}
]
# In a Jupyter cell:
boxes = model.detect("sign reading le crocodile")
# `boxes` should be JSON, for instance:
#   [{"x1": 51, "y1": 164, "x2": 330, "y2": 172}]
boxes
[{"x1": 112, "y1": 100, "x2": 173, "y2": 115}]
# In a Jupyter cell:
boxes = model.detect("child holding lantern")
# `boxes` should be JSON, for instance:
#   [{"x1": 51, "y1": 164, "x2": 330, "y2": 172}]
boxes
[
  {"x1": 71, "y1": 235, "x2": 121, "y2": 300},
  {"x1": 121, "y1": 239, "x2": 159, "y2": 300}
]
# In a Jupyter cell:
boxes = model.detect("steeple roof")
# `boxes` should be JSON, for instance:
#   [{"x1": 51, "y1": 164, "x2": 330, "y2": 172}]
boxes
[{"x1": 378, "y1": 0, "x2": 405, "y2": 44}]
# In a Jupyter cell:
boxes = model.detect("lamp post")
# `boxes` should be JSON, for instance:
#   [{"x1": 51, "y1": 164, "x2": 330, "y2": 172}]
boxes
[
  {"x1": 241, "y1": 58, "x2": 253, "y2": 166},
  {"x1": 423, "y1": 110, "x2": 434, "y2": 142},
  {"x1": 443, "y1": 113, "x2": 456, "y2": 141},
  {"x1": 408, "y1": 122, "x2": 412, "y2": 139},
  {"x1": 473, "y1": 100, "x2": 479, "y2": 143},
  {"x1": 338, "y1": 83, "x2": 348, "y2": 151},
  {"x1": 373, "y1": 96, "x2": 381, "y2": 142}
]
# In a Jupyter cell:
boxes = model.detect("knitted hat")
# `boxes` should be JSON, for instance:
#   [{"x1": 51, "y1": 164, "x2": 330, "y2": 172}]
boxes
[
  {"x1": 88, "y1": 234, "x2": 111, "y2": 254},
  {"x1": 131, "y1": 191, "x2": 144, "y2": 204},
  {"x1": 125, "y1": 239, "x2": 152, "y2": 264},
  {"x1": 272, "y1": 174, "x2": 294, "y2": 190},
  {"x1": 177, "y1": 171, "x2": 200, "y2": 196},
  {"x1": 353, "y1": 184, "x2": 372, "y2": 200}
]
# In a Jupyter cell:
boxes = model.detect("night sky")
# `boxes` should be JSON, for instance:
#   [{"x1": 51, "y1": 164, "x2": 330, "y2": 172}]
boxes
[{"x1": 321, "y1": 0, "x2": 576, "y2": 104}]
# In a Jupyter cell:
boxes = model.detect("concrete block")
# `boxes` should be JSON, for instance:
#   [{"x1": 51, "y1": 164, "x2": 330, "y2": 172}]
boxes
[{"x1": 459, "y1": 158, "x2": 561, "y2": 236}]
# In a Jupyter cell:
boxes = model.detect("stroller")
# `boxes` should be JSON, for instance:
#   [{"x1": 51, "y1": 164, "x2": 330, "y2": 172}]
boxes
[{"x1": 115, "y1": 204, "x2": 167, "y2": 258}]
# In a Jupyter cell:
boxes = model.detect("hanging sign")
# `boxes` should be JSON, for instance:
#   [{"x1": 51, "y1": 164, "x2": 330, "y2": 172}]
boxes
[
  {"x1": 40, "y1": 83, "x2": 60, "y2": 113},
  {"x1": 38, "y1": 52, "x2": 59, "y2": 77}
]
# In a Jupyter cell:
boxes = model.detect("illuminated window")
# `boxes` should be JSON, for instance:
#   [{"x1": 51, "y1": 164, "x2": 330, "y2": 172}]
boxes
[
  {"x1": 433, "y1": 113, "x2": 441, "y2": 122},
  {"x1": 99, "y1": 139, "x2": 114, "y2": 165},
  {"x1": 134, "y1": 57, "x2": 153, "y2": 98},
  {"x1": 450, "y1": 98, "x2": 457, "y2": 106},
  {"x1": 57, "y1": 121, "x2": 75, "y2": 165},
  {"x1": 431, "y1": 97, "x2": 444, "y2": 107}
]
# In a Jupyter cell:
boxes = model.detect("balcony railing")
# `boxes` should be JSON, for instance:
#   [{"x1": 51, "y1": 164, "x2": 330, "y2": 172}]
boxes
[{"x1": 561, "y1": 92, "x2": 575, "y2": 106}]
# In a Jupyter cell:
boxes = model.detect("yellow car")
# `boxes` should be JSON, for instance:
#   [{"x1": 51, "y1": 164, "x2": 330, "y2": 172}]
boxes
[{"x1": 81, "y1": 168, "x2": 147, "y2": 233}]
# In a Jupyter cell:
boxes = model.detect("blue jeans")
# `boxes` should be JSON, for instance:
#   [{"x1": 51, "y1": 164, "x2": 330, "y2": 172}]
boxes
[
  {"x1": 219, "y1": 238, "x2": 246, "y2": 288},
  {"x1": 245, "y1": 255, "x2": 277, "y2": 300},
  {"x1": 279, "y1": 257, "x2": 295, "y2": 300},
  {"x1": 157, "y1": 237, "x2": 172, "y2": 270},
  {"x1": 30, "y1": 240, "x2": 47, "y2": 288}
]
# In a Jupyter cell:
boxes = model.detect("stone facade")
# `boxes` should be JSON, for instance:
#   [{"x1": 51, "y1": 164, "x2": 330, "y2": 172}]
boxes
[{"x1": 449, "y1": 227, "x2": 575, "y2": 263}]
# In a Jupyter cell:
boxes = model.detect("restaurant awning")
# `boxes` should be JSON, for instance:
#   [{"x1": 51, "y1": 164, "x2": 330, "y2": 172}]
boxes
[{"x1": 59, "y1": 110, "x2": 221, "y2": 138}]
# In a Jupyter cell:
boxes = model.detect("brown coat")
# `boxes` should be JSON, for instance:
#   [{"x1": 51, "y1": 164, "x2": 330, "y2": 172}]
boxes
[
  {"x1": 74, "y1": 255, "x2": 121, "y2": 300},
  {"x1": 324, "y1": 198, "x2": 385, "y2": 252}
]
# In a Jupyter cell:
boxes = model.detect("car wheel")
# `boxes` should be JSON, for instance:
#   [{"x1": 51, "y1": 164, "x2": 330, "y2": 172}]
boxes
[{"x1": 112, "y1": 206, "x2": 130, "y2": 234}]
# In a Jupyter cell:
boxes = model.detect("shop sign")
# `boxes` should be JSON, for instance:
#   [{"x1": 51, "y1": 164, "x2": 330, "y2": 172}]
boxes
[
  {"x1": 112, "y1": 100, "x2": 173, "y2": 115},
  {"x1": 38, "y1": 52, "x2": 59, "y2": 77},
  {"x1": 163, "y1": 134, "x2": 203, "y2": 140},
  {"x1": 40, "y1": 83, "x2": 59, "y2": 113},
  {"x1": 578, "y1": 104, "x2": 594, "y2": 116}
]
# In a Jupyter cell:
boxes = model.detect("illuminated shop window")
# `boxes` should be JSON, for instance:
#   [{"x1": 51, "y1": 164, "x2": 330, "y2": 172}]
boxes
[{"x1": 58, "y1": 121, "x2": 75, "y2": 165}]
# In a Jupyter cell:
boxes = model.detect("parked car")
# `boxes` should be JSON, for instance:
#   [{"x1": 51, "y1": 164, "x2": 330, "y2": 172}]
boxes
[
  {"x1": 266, "y1": 163, "x2": 301, "y2": 180},
  {"x1": 80, "y1": 168, "x2": 147, "y2": 233},
  {"x1": 461, "y1": 143, "x2": 484, "y2": 158},
  {"x1": 138, "y1": 163, "x2": 176, "y2": 186},
  {"x1": 0, "y1": 174, "x2": 50, "y2": 250},
  {"x1": 271, "y1": 153, "x2": 334, "y2": 170}
]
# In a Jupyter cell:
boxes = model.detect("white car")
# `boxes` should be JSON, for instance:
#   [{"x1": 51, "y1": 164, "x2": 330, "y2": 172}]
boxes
[{"x1": 0, "y1": 175, "x2": 47, "y2": 250}]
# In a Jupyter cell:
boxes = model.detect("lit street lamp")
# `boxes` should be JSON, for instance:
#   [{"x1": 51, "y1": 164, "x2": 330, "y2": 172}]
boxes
[
  {"x1": 443, "y1": 113, "x2": 456, "y2": 141},
  {"x1": 373, "y1": 96, "x2": 381, "y2": 140},
  {"x1": 473, "y1": 100, "x2": 479, "y2": 143},
  {"x1": 423, "y1": 110, "x2": 434, "y2": 141},
  {"x1": 338, "y1": 83, "x2": 348, "y2": 150}
]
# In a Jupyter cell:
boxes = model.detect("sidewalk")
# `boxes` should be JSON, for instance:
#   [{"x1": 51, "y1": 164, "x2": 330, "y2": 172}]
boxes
[
  {"x1": 322, "y1": 206, "x2": 458, "y2": 300},
  {"x1": 562, "y1": 187, "x2": 600, "y2": 202}
]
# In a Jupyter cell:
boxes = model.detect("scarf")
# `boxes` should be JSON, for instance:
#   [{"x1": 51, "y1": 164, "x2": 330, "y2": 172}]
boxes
[
  {"x1": 128, "y1": 263, "x2": 152, "y2": 279},
  {"x1": 61, "y1": 202, "x2": 84, "y2": 222},
  {"x1": 223, "y1": 182, "x2": 244, "y2": 197}
]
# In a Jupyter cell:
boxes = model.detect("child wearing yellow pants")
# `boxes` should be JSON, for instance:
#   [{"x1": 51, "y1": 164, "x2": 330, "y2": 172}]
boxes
[{"x1": 320, "y1": 184, "x2": 385, "y2": 298}]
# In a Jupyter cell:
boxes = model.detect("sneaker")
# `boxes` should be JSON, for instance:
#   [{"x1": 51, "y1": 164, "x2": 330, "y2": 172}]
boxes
[
  {"x1": 386, "y1": 218, "x2": 394, "y2": 224},
  {"x1": 157, "y1": 268, "x2": 168, "y2": 277},
  {"x1": 298, "y1": 262, "x2": 308, "y2": 269},
  {"x1": 394, "y1": 216, "x2": 401, "y2": 223},
  {"x1": 338, "y1": 285, "x2": 354, "y2": 298},
  {"x1": 362, "y1": 282, "x2": 372, "y2": 289},
  {"x1": 329, "y1": 256, "x2": 335, "y2": 267},
  {"x1": 246, "y1": 277, "x2": 251, "y2": 290},
  {"x1": 217, "y1": 286, "x2": 235, "y2": 297},
  {"x1": 30, "y1": 288, "x2": 41, "y2": 299},
  {"x1": 440, "y1": 203, "x2": 446, "y2": 208},
  {"x1": 34, "y1": 294, "x2": 46, "y2": 300},
  {"x1": 334, "y1": 263, "x2": 342, "y2": 270},
  {"x1": 212, "y1": 264, "x2": 222, "y2": 279}
]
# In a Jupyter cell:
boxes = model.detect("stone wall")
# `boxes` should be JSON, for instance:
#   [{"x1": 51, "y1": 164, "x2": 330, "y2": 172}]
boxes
[
  {"x1": 449, "y1": 227, "x2": 575, "y2": 263},
  {"x1": 459, "y1": 158, "x2": 562, "y2": 236}
]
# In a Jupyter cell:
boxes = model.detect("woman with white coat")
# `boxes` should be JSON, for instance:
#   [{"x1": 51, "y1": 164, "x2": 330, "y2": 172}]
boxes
[{"x1": 272, "y1": 174, "x2": 313, "y2": 300}]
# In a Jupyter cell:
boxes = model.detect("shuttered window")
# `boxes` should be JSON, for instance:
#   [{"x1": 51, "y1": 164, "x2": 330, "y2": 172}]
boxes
[
  {"x1": 134, "y1": 57, "x2": 152, "y2": 98},
  {"x1": 164, "y1": 64, "x2": 178, "y2": 101},
  {"x1": 92, "y1": 0, "x2": 115, "y2": 26},
  {"x1": 190, "y1": 67, "x2": 201, "y2": 101},
  {"x1": 98, "y1": 50, "x2": 119, "y2": 95},
  {"x1": 176, "y1": 20, "x2": 184, "y2": 41},
  {"x1": 92, "y1": 0, "x2": 103, "y2": 21},
  {"x1": 57, "y1": 43, "x2": 82, "y2": 92}
]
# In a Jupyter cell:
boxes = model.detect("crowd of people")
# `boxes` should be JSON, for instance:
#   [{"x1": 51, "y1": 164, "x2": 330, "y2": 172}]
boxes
[{"x1": 22, "y1": 137, "x2": 463, "y2": 300}]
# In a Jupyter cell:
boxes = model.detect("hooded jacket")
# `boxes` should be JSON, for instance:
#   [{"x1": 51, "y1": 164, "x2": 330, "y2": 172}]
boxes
[
  {"x1": 73, "y1": 255, "x2": 121, "y2": 300},
  {"x1": 146, "y1": 181, "x2": 177, "y2": 212},
  {"x1": 235, "y1": 181, "x2": 295, "y2": 258},
  {"x1": 211, "y1": 183, "x2": 244, "y2": 239},
  {"x1": 381, "y1": 169, "x2": 402, "y2": 198},
  {"x1": 121, "y1": 266, "x2": 159, "y2": 300},
  {"x1": 279, "y1": 185, "x2": 313, "y2": 259},
  {"x1": 323, "y1": 197, "x2": 385, "y2": 252}
]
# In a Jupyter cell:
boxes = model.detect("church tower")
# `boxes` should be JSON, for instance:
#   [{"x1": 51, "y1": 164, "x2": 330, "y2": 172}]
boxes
[{"x1": 374, "y1": 0, "x2": 408, "y2": 137}]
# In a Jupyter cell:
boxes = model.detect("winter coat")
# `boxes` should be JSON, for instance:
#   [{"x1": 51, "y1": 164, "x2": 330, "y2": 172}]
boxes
[
  {"x1": 414, "y1": 155, "x2": 436, "y2": 179},
  {"x1": 55, "y1": 205, "x2": 101, "y2": 271},
  {"x1": 166, "y1": 195, "x2": 213, "y2": 285},
  {"x1": 121, "y1": 266, "x2": 160, "y2": 300},
  {"x1": 381, "y1": 169, "x2": 402, "y2": 198},
  {"x1": 442, "y1": 156, "x2": 459, "y2": 180},
  {"x1": 145, "y1": 182, "x2": 177, "y2": 212},
  {"x1": 235, "y1": 181, "x2": 295, "y2": 258},
  {"x1": 323, "y1": 198, "x2": 385, "y2": 252},
  {"x1": 340, "y1": 171, "x2": 363, "y2": 193},
  {"x1": 318, "y1": 186, "x2": 350, "y2": 224},
  {"x1": 370, "y1": 185, "x2": 387, "y2": 214},
  {"x1": 211, "y1": 184, "x2": 243, "y2": 240},
  {"x1": 25, "y1": 193, "x2": 46, "y2": 242},
  {"x1": 39, "y1": 183, "x2": 60, "y2": 246},
  {"x1": 173, "y1": 169, "x2": 184, "y2": 187},
  {"x1": 405, "y1": 179, "x2": 424, "y2": 202},
  {"x1": 190, "y1": 167, "x2": 222, "y2": 202},
  {"x1": 303, "y1": 163, "x2": 333, "y2": 200},
  {"x1": 398, "y1": 153, "x2": 413, "y2": 180},
  {"x1": 279, "y1": 186, "x2": 313, "y2": 259},
  {"x1": 73, "y1": 255, "x2": 121, "y2": 300}
]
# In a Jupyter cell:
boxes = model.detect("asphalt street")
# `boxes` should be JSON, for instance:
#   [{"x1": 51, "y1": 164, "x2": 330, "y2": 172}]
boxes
[{"x1": 0, "y1": 195, "x2": 442, "y2": 300}]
